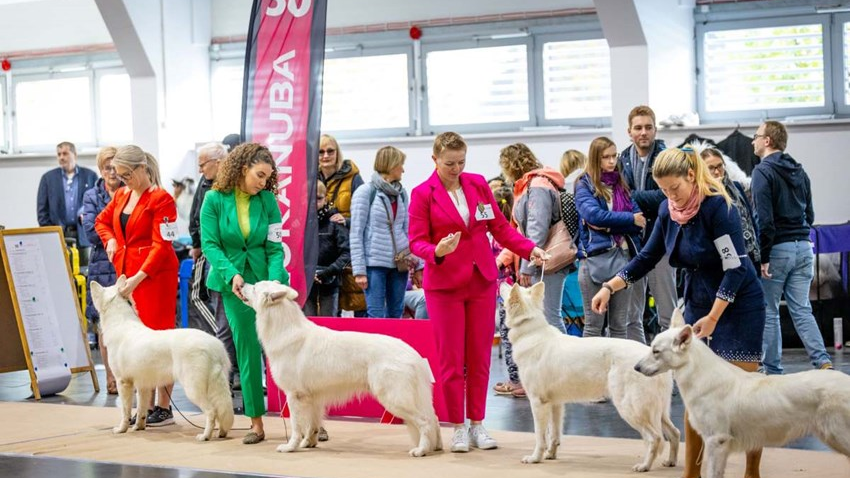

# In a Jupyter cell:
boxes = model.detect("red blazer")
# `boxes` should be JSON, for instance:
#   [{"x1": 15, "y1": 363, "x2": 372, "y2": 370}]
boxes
[
  {"x1": 95, "y1": 186, "x2": 178, "y2": 329},
  {"x1": 409, "y1": 171, "x2": 535, "y2": 291}
]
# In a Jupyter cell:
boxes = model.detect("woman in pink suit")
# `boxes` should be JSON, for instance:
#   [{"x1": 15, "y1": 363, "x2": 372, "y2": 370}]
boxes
[{"x1": 408, "y1": 132, "x2": 548, "y2": 453}]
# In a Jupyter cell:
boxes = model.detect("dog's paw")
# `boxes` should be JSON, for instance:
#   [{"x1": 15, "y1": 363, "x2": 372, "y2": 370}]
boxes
[
  {"x1": 218, "y1": 430, "x2": 228, "y2": 439},
  {"x1": 544, "y1": 450, "x2": 557, "y2": 460},
  {"x1": 409, "y1": 447, "x2": 428, "y2": 457},
  {"x1": 632, "y1": 463, "x2": 651, "y2": 472},
  {"x1": 131, "y1": 423, "x2": 145, "y2": 432},
  {"x1": 112, "y1": 426, "x2": 128, "y2": 434},
  {"x1": 661, "y1": 459, "x2": 676, "y2": 468},
  {"x1": 521, "y1": 455, "x2": 542, "y2": 464},
  {"x1": 299, "y1": 437, "x2": 317, "y2": 448},
  {"x1": 277, "y1": 443, "x2": 297, "y2": 453},
  {"x1": 195, "y1": 433, "x2": 210, "y2": 442}
]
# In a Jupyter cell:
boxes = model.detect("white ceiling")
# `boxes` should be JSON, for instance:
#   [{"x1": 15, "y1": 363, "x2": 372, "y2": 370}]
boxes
[{"x1": 0, "y1": 0, "x2": 595, "y2": 54}]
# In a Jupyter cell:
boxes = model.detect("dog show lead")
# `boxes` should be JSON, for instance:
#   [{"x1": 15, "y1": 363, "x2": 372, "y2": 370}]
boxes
[
  {"x1": 591, "y1": 147, "x2": 766, "y2": 478},
  {"x1": 200, "y1": 143, "x2": 290, "y2": 445}
]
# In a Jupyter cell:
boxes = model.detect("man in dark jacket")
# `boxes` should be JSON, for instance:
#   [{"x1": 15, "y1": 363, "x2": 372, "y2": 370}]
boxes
[
  {"x1": 187, "y1": 141, "x2": 240, "y2": 387},
  {"x1": 752, "y1": 120, "x2": 832, "y2": 374},
  {"x1": 619, "y1": 106, "x2": 677, "y2": 339},
  {"x1": 37, "y1": 141, "x2": 98, "y2": 263}
]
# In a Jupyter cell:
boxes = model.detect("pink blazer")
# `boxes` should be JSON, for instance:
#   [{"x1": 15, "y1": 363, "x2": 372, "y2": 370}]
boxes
[{"x1": 409, "y1": 171, "x2": 535, "y2": 291}]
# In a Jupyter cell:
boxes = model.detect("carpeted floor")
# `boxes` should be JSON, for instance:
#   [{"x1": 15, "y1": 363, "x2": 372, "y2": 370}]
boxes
[{"x1": 1, "y1": 402, "x2": 848, "y2": 478}]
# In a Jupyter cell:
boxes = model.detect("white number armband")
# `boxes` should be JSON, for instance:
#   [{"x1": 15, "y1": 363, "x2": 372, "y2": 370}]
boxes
[
  {"x1": 159, "y1": 220, "x2": 178, "y2": 242},
  {"x1": 267, "y1": 222, "x2": 283, "y2": 243},
  {"x1": 713, "y1": 234, "x2": 742, "y2": 271}
]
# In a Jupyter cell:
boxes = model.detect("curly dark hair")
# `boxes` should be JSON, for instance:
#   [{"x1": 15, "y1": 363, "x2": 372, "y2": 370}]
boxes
[
  {"x1": 212, "y1": 143, "x2": 278, "y2": 194},
  {"x1": 499, "y1": 143, "x2": 543, "y2": 183}
]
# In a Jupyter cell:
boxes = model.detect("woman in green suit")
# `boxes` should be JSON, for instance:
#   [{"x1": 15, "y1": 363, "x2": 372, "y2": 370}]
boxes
[{"x1": 201, "y1": 143, "x2": 289, "y2": 444}]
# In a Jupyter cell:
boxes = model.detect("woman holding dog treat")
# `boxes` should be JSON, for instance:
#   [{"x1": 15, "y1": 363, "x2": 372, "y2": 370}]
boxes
[
  {"x1": 409, "y1": 132, "x2": 548, "y2": 453},
  {"x1": 95, "y1": 145, "x2": 179, "y2": 426},
  {"x1": 201, "y1": 143, "x2": 289, "y2": 445},
  {"x1": 591, "y1": 147, "x2": 765, "y2": 478}
]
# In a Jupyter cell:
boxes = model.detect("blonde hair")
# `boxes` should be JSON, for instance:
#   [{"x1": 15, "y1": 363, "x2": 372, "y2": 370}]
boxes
[
  {"x1": 316, "y1": 180, "x2": 327, "y2": 196},
  {"x1": 433, "y1": 132, "x2": 467, "y2": 157},
  {"x1": 319, "y1": 134, "x2": 343, "y2": 169},
  {"x1": 652, "y1": 148, "x2": 731, "y2": 206},
  {"x1": 96, "y1": 146, "x2": 117, "y2": 171},
  {"x1": 373, "y1": 146, "x2": 406, "y2": 175},
  {"x1": 499, "y1": 143, "x2": 543, "y2": 183},
  {"x1": 560, "y1": 149, "x2": 586, "y2": 178},
  {"x1": 583, "y1": 137, "x2": 629, "y2": 202},
  {"x1": 113, "y1": 145, "x2": 162, "y2": 187},
  {"x1": 212, "y1": 143, "x2": 278, "y2": 194}
]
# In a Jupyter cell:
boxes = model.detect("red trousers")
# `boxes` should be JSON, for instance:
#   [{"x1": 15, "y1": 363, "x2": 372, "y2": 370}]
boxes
[{"x1": 425, "y1": 270, "x2": 496, "y2": 424}]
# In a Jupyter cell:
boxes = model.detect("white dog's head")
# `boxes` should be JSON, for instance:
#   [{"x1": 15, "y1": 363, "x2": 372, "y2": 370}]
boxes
[
  {"x1": 241, "y1": 280, "x2": 299, "y2": 312},
  {"x1": 89, "y1": 275, "x2": 137, "y2": 328},
  {"x1": 498, "y1": 282, "x2": 546, "y2": 329},
  {"x1": 634, "y1": 319, "x2": 695, "y2": 377}
]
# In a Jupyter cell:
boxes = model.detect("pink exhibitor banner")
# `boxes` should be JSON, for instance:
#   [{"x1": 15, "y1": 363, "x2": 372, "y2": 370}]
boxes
[{"x1": 242, "y1": 0, "x2": 327, "y2": 301}]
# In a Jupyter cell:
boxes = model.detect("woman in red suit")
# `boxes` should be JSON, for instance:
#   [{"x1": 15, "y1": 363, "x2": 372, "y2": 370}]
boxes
[
  {"x1": 408, "y1": 132, "x2": 548, "y2": 453},
  {"x1": 95, "y1": 144, "x2": 179, "y2": 427}
]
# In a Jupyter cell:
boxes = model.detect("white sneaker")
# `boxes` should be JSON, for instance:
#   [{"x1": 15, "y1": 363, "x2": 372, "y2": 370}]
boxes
[
  {"x1": 469, "y1": 424, "x2": 498, "y2": 450},
  {"x1": 450, "y1": 426, "x2": 469, "y2": 453}
]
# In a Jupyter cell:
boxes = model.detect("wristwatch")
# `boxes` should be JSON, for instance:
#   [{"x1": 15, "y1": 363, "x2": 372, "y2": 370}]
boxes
[{"x1": 602, "y1": 283, "x2": 615, "y2": 295}]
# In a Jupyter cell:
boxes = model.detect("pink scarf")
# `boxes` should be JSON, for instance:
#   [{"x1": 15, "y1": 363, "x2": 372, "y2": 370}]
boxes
[{"x1": 669, "y1": 186, "x2": 704, "y2": 225}]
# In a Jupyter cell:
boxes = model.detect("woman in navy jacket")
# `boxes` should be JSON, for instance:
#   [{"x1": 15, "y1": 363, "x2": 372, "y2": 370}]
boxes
[
  {"x1": 575, "y1": 137, "x2": 646, "y2": 340},
  {"x1": 591, "y1": 147, "x2": 765, "y2": 478}
]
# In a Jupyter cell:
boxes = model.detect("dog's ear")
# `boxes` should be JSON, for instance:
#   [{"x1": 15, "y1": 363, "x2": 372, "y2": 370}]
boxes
[
  {"x1": 499, "y1": 282, "x2": 511, "y2": 302},
  {"x1": 266, "y1": 291, "x2": 287, "y2": 303},
  {"x1": 529, "y1": 281, "x2": 545, "y2": 304},
  {"x1": 508, "y1": 283, "x2": 522, "y2": 305},
  {"x1": 90, "y1": 282, "x2": 103, "y2": 302},
  {"x1": 673, "y1": 325, "x2": 693, "y2": 348},
  {"x1": 671, "y1": 307, "x2": 686, "y2": 328}
]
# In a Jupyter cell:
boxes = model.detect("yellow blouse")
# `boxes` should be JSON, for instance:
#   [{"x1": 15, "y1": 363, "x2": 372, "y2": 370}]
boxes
[{"x1": 235, "y1": 188, "x2": 251, "y2": 239}]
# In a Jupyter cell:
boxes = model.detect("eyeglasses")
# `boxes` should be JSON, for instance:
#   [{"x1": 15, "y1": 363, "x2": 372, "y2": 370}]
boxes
[
  {"x1": 707, "y1": 164, "x2": 725, "y2": 174},
  {"x1": 102, "y1": 165, "x2": 116, "y2": 173},
  {"x1": 116, "y1": 166, "x2": 138, "y2": 181},
  {"x1": 753, "y1": 133, "x2": 767, "y2": 140},
  {"x1": 318, "y1": 148, "x2": 336, "y2": 156}
]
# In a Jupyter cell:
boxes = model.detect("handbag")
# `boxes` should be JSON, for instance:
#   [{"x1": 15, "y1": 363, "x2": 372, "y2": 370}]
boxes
[
  {"x1": 585, "y1": 246, "x2": 630, "y2": 284},
  {"x1": 383, "y1": 198, "x2": 414, "y2": 273},
  {"x1": 540, "y1": 220, "x2": 577, "y2": 274}
]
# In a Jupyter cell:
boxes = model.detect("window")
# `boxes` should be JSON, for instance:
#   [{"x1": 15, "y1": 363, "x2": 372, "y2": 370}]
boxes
[
  {"x1": 541, "y1": 38, "x2": 612, "y2": 120},
  {"x1": 703, "y1": 24, "x2": 825, "y2": 112},
  {"x1": 0, "y1": 77, "x2": 6, "y2": 153},
  {"x1": 14, "y1": 75, "x2": 93, "y2": 149},
  {"x1": 98, "y1": 73, "x2": 132, "y2": 144},
  {"x1": 321, "y1": 52, "x2": 411, "y2": 132},
  {"x1": 210, "y1": 61, "x2": 244, "y2": 140},
  {"x1": 425, "y1": 44, "x2": 529, "y2": 127},
  {"x1": 841, "y1": 22, "x2": 850, "y2": 105}
]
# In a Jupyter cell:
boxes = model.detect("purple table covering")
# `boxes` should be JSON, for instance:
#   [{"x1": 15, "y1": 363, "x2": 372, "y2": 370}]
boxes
[{"x1": 810, "y1": 222, "x2": 850, "y2": 292}]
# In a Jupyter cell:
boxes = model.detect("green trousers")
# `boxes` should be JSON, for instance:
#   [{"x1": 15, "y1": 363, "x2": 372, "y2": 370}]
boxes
[{"x1": 221, "y1": 269, "x2": 265, "y2": 418}]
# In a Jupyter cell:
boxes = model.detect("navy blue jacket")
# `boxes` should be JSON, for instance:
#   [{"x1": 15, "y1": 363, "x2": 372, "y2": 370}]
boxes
[
  {"x1": 751, "y1": 152, "x2": 813, "y2": 259},
  {"x1": 619, "y1": 195, "x2": 763, "y2": 318},
  {"x1": 81, "y1": 178, "x2": 117, "y2": 321},
  {"x1": 574, "y1": 174, "x2": 643, "y2": 259},
  {"x1": 37, "y1": 166, "x2": 98, "y2": 247},
  {"x1": 619, "y1": 140, "x2": 667, "y2": 241}
]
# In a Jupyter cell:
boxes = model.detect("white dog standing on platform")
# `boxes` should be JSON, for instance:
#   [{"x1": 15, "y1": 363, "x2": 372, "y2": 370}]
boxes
[
  {"x1": 241, "y1": 280, "x2": 442, "y2": 457},
  {"x1": 90, "y1": 277, "x2": 234, "y2": 441},
  {"x1": 500, "y1": 282, "x2": 679, "y2": 471},
  {"x1": 635, "y1": 318, "x2": 850, "y2": 478}
]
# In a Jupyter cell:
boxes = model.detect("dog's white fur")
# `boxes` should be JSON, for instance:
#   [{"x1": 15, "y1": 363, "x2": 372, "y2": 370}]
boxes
[
  {"x1": 241, "y1": 280, "x2": 442, "y2": 457},
  {"x1": 90, "y1": 277, "x2": 234, "y2": 441},
  {"x1": 636, "y1": 309, "x2": 850, "y2": 478},
  {"x1": 500, "y1": 282, "x2": 679, "y2": 471}
]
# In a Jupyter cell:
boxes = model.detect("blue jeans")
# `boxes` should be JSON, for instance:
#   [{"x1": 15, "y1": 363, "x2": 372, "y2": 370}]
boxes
[
  {"x1": 365, "y1": 266, "x2": 408, "y2": 318},
  {"x1": 761, "y1": 241, "x2": 831, "y2": 374}
]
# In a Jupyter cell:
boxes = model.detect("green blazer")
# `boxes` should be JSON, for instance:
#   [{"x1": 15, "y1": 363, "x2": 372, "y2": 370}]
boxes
[{"x1": 200, "y1": 189, "x2": 289, "y2": 292}]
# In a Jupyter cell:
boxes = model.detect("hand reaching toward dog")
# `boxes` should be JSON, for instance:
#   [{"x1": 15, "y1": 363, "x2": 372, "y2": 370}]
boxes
[
  {"x1": 692, "y1": 315, "x2": 718, "y2": 339},
  {"x1": 232, "y1": 274, "x2": 246, "y2": 300},
  {"x1": 529, "y1": 247, "x2": 550, "y2": 266},
  {"x1": 118, "y1": 272, "x2": 146, "y2": 298}
]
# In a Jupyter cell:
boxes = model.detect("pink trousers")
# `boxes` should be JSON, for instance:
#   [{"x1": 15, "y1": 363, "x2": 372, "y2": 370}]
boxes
[{"x1": 425, "y1": 270, "x2": 496, "y2": 424}]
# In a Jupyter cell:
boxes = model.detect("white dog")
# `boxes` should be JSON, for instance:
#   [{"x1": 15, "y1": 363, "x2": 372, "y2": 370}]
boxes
[
  {"x1": 90, "y1": 277, "x2": 234, "y2": 441},
  {"x1": 635, "y1": 317, "x2": 850, "y2": 478},
  {"x1": 241, "y1": 280, "x2": 442, "y2": 457},
  {"x1": 500, "y1": 282, "x2": 679, "y2": 471}
]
